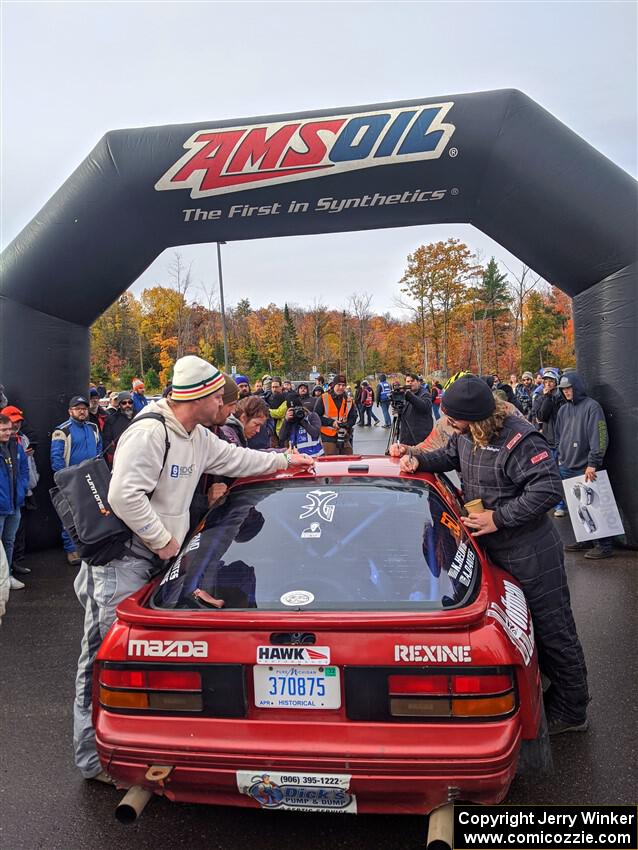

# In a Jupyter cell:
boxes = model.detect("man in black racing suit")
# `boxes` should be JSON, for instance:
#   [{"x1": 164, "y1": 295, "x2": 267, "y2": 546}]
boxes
[{"x1": 400, "y1": 375, "x2": 589, "y2": 735}]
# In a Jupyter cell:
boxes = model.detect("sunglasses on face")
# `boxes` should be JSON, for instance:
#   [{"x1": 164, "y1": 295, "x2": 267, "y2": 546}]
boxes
[{"x1": 120, "y1": 401, "x2": 133, "y2": 407}]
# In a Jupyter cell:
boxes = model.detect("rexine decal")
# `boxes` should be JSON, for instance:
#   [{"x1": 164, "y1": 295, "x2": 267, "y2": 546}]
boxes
[
  {"x1": 394, "y1": 644, "x2": 472, "y2": 663},
  {"x1": 155, "y1": 103, "x2": 456, "y2": 198}
]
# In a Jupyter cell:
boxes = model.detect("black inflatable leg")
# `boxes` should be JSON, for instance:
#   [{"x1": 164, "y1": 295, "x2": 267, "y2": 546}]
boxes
[
  {"x1": 573, "y1": 262, "x2": 638, "y2": 546},
  {"x1": 0, "y1": 297, "x2": 90, "y2": 549}
]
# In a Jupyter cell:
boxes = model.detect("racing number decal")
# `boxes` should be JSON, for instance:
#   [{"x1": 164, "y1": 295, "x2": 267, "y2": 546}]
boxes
[{"x1": 440, "y1": 511, "x2": 461, "y2": 536}]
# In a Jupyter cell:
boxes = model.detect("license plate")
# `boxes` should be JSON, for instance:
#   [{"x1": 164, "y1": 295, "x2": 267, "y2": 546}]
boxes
[{"x1": 253, "y1": 665, "x2": 341, "y2": 709}]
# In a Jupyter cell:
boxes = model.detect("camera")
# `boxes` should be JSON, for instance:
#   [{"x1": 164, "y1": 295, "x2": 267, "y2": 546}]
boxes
[
  {"x1": 390, "y1": 386, "x2": 406, "y2": 410},
  {"x1": 287, "y1": 399, "x2": 307, "y2": 423},
  {"x1": 335, "y1": 419, "x2": 349, "y2": 449},
  {"x1": 290, "y1": 406, "x2": 306, "y2": 423}
]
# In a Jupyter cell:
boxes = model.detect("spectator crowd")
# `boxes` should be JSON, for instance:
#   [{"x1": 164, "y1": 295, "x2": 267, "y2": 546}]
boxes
[{"x1": 0, "y1": 362, "x2": 616, "y2": 608}]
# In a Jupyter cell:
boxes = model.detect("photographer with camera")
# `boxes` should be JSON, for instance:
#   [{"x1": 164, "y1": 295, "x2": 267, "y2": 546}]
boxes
[
  {"x1": 279, "y1": 393, "x2": 324, "y2": 458},
  {"x1": 391, "y1": 373, "x2": 433, "y2": 446},
  {"x1": 314, "y1": 374, "x2": 357, "y2": 455}
]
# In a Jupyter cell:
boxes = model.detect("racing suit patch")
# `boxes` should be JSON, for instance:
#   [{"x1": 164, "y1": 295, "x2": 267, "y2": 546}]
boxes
[
  {"x1": 506, "y1": 432, "x2": 523, "y2": 450},
  {"x1": 530, "y1": 450, "x2": 549, "y2": 464}
]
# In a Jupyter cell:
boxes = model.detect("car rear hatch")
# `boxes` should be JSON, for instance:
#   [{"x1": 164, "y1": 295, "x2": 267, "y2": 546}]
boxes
[{"x1": 95, "y1": 475, "x2": 522, "y2": 809}]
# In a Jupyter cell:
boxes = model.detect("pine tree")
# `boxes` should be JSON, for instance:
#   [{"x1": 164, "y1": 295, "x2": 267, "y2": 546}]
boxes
[
  {"x1": 144, "y1": 367, "x2": 160, "y2": 392},
  {"x1": 475, "y1": 258, "x2": 512, "y2": 372}
]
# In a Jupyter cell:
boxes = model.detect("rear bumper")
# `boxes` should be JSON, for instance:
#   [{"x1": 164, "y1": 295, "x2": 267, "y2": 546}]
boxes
[{"x1": 96, "y1": 713, "x2": 521, "y2": 814}]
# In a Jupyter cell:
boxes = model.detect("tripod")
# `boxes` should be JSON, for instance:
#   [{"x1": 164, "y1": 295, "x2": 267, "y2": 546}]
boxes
[{"x1": 385, "y1": 405, "x2": 404, "y2": 455}]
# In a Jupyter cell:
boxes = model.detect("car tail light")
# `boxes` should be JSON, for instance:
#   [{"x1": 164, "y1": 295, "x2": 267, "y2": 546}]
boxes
[
  {"x1": 100, "y1": 669, "x2": 201, "y2": 690},
  {"x1": 451, "y1": 674, "x2": 512, "y2": 694},
  {"x1": 451, "y1": 694, "x2": 515, "y2": 717},
  {"x1": 99, "y1": 665, "x2": 203, "y2": 713},
  {"x1": 388, "y1": 675, "x2": 448, "y2": 695},
  {"x1": 388, "y1": 670, "x2": 515, "y2": 720},
  {"x1": 99, "y1": 688, "x2": 150, "y2": 710}
]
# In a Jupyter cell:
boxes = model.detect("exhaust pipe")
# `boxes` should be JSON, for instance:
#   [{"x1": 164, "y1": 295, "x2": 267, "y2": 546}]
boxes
[
  {"x1": 115, "y1": 786, "x2": 153, "y2": 824},
  {"x1": 114, "y1": 765, "x2": 173, "y2": 823},
  {"x1": 426, "y1": 803, "x2": 455, "y2": 850}
]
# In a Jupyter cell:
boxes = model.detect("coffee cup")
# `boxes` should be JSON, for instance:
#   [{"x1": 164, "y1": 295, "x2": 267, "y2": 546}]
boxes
[{"x1": 464, "y1": 498, "x2": 485, "y2": 513}]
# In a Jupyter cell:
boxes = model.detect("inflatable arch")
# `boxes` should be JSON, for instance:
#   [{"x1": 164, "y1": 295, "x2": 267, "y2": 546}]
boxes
[{"x1": 1, "y1": 89, "x2": 637, "y2": 546}]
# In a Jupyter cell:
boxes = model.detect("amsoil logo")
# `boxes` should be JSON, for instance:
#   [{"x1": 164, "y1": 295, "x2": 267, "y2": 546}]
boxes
[
  {"x1": 256, "y1": 646, "x2": 331, "y2": 665},
  {"x1": 155, "y1": 103, "x2": 456, "y2": 198},
  {"x1": 128, "y1": 639, "x2": 208, "y2": 658}
]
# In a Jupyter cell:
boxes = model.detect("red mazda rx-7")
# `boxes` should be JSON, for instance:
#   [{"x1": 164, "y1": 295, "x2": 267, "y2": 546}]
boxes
[{"x1": 94, "y1": 455, "x2": 550, "y2": 816}]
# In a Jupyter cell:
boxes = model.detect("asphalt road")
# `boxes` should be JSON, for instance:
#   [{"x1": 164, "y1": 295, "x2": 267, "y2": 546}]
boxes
[{"x1": 1, "y1": 420, "x2": 636, "y2": 850}]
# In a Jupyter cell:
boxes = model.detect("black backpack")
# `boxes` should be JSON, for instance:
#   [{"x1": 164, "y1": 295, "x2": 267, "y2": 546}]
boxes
[{"x1": 49, "y1": 412, "x2": 170, "y2": 566}]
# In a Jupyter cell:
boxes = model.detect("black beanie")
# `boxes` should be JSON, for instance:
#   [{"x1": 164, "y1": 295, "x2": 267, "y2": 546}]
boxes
[{"x1": 442, "y1": 375, "x2": 496, "y2": 421}]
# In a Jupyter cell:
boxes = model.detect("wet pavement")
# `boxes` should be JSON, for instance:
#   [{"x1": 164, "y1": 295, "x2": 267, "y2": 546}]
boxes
[{"x1": 1, "y1": 418, "x2": 636, "y2": 850}]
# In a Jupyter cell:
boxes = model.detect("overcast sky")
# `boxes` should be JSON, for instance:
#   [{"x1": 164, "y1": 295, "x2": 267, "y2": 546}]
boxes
[{"x1": 2, "y1": 1, "x2": 636, "y2": 315}]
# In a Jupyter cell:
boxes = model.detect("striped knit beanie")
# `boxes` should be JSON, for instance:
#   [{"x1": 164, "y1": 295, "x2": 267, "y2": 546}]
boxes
[{"x1": 171, "y1": 356, "x2": 225, "y2": 401}]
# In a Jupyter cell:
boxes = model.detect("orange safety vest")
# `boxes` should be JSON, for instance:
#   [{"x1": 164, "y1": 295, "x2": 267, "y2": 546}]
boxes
[{"x1": 320, "y1": 392, "x2": 353, "y2": 437}]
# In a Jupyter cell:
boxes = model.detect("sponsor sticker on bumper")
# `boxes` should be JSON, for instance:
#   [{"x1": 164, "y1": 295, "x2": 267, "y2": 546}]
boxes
[{"x1": 237, "y1": 771, "x2": 356, "y2": 813}]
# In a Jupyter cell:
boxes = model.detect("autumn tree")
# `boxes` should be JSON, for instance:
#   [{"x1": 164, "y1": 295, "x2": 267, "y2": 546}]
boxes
[
  {"x1": 256, "y1": 305, "x2": 285, "y2": 374},
  {"x1": 348, "y1": 291, "x2": 374, "y2": 376},
  {"x1": 282, "y1": 303, "x2": 305, "y2": 376},
  {"x1": 506, "y1": 263, "x2": 543, "y2": 368},
  {"x1": 548, "y1": 287, "x2": 575, "y2": 366},
  {"x1": 520, "y1": 291, "x2": 565, "y2": 373},
  {"x1": 197, "y1": 270, "x2": 221, "y2": 364},
  {"x1": 304, "y1": 299, "x2": 332, "y2": 369},
  {"x1": 90, "y1": 292, "x2": 145, "y2": 386},
  {"x1": 399, "y1": 239, "x2": 481, "y2": 376},
  {"x1": 229, "y1": 298, "x2": 254, "y2": 368},
  {"x1": 165, "y1": 252, "x2": 194, "y2": 358},
  {"x1": 139, "y1": 286, "x2": 188, "y2": 385}
]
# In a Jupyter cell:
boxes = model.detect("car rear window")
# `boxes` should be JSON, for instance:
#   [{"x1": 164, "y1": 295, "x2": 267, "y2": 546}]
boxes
[{"x1": 151, "y1": 477, "x2": 478, "y2": 612}]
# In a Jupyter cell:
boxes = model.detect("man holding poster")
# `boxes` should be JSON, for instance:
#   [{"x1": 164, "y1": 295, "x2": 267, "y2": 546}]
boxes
[{"x1": 555, "y1": 372, "x2": 615, "y2": 559}]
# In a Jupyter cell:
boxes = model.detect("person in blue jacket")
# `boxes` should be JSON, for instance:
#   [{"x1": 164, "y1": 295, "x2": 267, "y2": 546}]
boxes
[
  {"x1": 50, "y1": 395, "x2": 102, "y2": 565},
  {"x1": 131, "y1": 379, "x2": 149, "y2": 414},
  {"x1": 375, "y1": 374, "x2": 392, "y2": 427},
  {"x1": 0, "y1": 412, "x2": 29, "y2": 590}
]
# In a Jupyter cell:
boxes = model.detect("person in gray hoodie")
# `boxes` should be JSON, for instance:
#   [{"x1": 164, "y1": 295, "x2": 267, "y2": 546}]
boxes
[{"x1": 555, "y1": 372, "x2": 613, "y2": 558}]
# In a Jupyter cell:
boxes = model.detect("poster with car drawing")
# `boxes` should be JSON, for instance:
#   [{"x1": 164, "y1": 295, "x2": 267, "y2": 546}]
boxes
[{"x1": 562, "y1": 470, "x2": 624, "y2": 543}]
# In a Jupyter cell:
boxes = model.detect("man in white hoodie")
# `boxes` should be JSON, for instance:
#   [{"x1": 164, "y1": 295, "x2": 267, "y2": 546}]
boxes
[{"x1": 73, "y1": 356, "x2": 314, "y2": 784}]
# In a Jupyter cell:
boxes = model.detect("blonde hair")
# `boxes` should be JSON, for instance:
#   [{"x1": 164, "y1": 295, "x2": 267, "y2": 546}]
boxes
[{"x1": 468, "y1": 399, "x2": 509, "y2": 448}]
